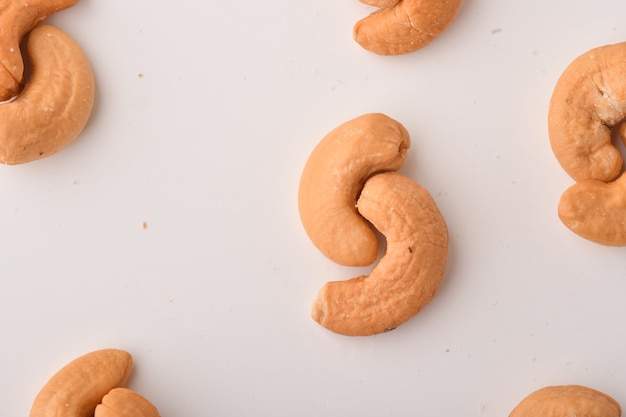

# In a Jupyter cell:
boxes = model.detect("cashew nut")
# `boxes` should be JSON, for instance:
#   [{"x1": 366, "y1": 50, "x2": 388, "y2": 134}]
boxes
[
  {"x1": 359, "y1": 0, "x2": 399, "y2": 7},
  {"x1": 298, "y1": 113, "x2": 410, "y2": 267},
  {"x1": 0, "y1": 0, "x2": 79, "y2": 101},
  {"x1": 312, "y1": 171, "x2": 448, "y2": 336},
  {"x1": 0, "y1": 24, "x2": 95, "y2": 164},
  {"x1": 353, "y1": 0, "x2": 462, "y2": 55},
  {"x1": 29, "y1": 349, "x2": 133, "y2": 417},
  {"x1": 509, "y1": 385, "x2": 621, "y2": 417},
  {"x1": 548, "y1": 42, "x2": 626, "y2": 182},
  {"x1": 95, "y1": 388, "x2": 161, "y2": 417},
  {"x1": 558, "y1": 174, "x2": 626, "y2": 245}
]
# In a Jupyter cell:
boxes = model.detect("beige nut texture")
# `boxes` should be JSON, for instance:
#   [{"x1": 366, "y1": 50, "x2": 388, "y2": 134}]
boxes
[
  {"x1": 353, "y1": 0, "x2": 462, "y2": 56},
  {"x1": 95, "y1": 388, "x2": 161, "y2": 417},
  {"x1": 312, "y1": 172, "x2": 448, "y2": 336},
  {"x1": 0, "y1": 0, "x2": 79, "y2": 101},
  {"x1": 549, "y1": 42, "x2": 626, "y2": 183},
  {"x1": 0, "y1": 23, "x2": 95, "y2": 164},
  {"x1": 298, "y1": 113, "x2": 410, "y2": 267},
  {"x1": 509, "y1": 385, "x2": 621, "y2": 417},
  {"x1": 558, "y1": 174, "x2": 626, "y2": 245},
  {"x1": 29, "y1": 349, "x2": 133, "y2": 417}
]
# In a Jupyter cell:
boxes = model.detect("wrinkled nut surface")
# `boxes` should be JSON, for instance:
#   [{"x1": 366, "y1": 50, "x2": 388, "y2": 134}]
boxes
[
  {"x1": 0, "y1": 24, "x2": 95, "y2": 164},
  {"x1": 0, "y1": 0, "x2": 79, "y2": 101},
  {"x1": 29, "y1": 349, "x2": 133, "y2": 417},
  {"x1": 549, "y1": 42, "x2": 626, "y2": 182},
  {"x1": 558, "y1": 174, "x2": 626, "y2": 245},
  {"x1": 298, "y1": 113, "x2": 410, "y2": 267},
  {"x1": 95, "y1": 388, "x2": 161, "y2": 417},
  {"x1": 312, "y1": 172, "x2": 448, "y2": 336},
  {"x1": 353, "y1": 0, "x2": 462, "y2": 55},
  {"x1": 509, "y1": 385, "x2": 621, "y2": 417}
]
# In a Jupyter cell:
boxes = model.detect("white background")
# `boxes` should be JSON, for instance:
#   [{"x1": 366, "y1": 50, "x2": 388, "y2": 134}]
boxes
[{"x1": 2, "y1": 0, "x2": 626, "y2": 416}]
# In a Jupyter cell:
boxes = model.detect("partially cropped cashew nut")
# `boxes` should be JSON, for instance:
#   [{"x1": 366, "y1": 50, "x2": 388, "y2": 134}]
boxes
[
  {"x1": 558, "y1": 174, "x2": 626, "y2": 245},
  {"x1": 0, "y1": 24, "x2": 95, "y2": 164},
  {"x1": 353, "y1": 0, "x2": 462, "y2": 55},
  {"x1": 312, "y1": 172, "x2": 448, "y2": 336},
  {"x1": 549, "y1": 42, "x2": 626, "y2": 183},
  {"x1": 0, "y1": 0, "x2": 79, "y2": 101},
  {"x1": 298, "y1": 113, "x2": 410, "y2": 267},
  {"x1": 29, "y1": 349, "x2": 133, "y2": 417},
  {"x1": 549, "y1": 42, "x2": 626, "y2": 244},
  {"x1": 509, "y1": 385, "x2": 621, "y2": 417},
  {"x1": 95, "y1": 388, "x2": 161, "y2": 417},
  {"x1": 30, "y1": 349, "x2": 161, "y2": 417}
]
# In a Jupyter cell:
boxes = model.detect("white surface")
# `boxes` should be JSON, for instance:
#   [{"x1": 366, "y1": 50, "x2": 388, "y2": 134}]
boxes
[{"x1": 2, "y1": 0, "x2": 626, "y2": 416}]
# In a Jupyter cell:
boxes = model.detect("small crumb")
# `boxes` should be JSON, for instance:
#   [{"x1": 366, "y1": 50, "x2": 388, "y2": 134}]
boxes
[
  {"x1": 445, "y1": 348, "x2": 450, "y2": 352},
  {"x1": 142, "y1": 221, "x2": 147, "y2": 229},
  {"x1": 137, "y1": 73, "x2": 143, "y2": 78},
  {"x1": 491, "y1": 28, "x2": 502, "y2": 34}
]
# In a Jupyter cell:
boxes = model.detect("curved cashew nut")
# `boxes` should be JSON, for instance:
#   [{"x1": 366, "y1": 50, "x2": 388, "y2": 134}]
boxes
[
  {"x1": 509, "y1": 385, "x2": 621, "y2": 417},
  {"x1": 298, "y1": 113, "x2": 410, "y2": 267},
  {"x1": 558, "y1": 174, "x2": 626, "y2": 245},
  {"x1": 95, "y1": 388, "x2": 161, "y2": 417},
  {"x1": 549, "y1": 42, "x2": 626, "y2": 182},
  {"x1": 29, "y1": 349, "x2": 133, "y2": 417},
  {"x1": 353, "y1": 0, "x2": 462, "y2": 56},
  {"x1": 0, "y1": 24, "x2": 95, "y2": 164},
  {"x1": 0, "y1": 0, "x2": 79, "y2": 101},
  {"x1": 312, "y1": 172, "x2": 448, "y2": 336}
]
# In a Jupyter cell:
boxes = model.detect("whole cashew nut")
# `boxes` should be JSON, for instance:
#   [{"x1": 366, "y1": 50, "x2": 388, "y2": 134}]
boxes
[
  {"x1": 0, "y1": 0, "x2": 79, "y2": 101},
  {"x1": 558, "y1": 174, "x2": 626, "y2": 245},
  {"x1": 509, "y1": 385, "x2": 621, "y2": 417},
  {"x1": 95, "y1": 388, "x2": 161, "y2": 417},
  {"x1": 312, "y1": 172, "x2": 448, "y2": 336},
  {"x1": 549, "y1": 42, "x2": 626, "y2": 183},
  {"x1": 353, "y1": 0, "x2": 462, "y2": 56},
  {"x1": 29, "y1": 349, "x2": 132, "y2": 417},
  {"x1": 298, "y1": 113, "x2": 410, "y2": 267},
  {"x1": 0, "y1": 24, "x2": 95, "y2": 164}
]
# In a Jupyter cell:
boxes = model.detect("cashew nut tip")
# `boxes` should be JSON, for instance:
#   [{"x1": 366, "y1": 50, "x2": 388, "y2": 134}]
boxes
[
  {"x1": 353, "y1": 0, "x2": 462, "y2": 55},
  {"x1": 0, "y1": 24, "x2": 95, "y2": 164},
  {"x1": 312, "y1": 172, "x2": 448, "y2": 336},
  {"x1": 549, "y1": 41, "x2": 626, "y2": 182},
  {"x1": 0, "y1": 0, "x2": 80, "y2": 101},
  {"x1": 558, "y1": 174, "x2": 626, "y2": 245},
  {"x1": 298, "y1": 113, "x2": 410, "y2": 267},
  {"x1": 29, "y1": 349, "x2": 133, "y2": 417},
  {"x1": 509, "y1": 385, "x2": 621, "y2": 417},
  {"x1": 95, "y1": 388, "x2": 161, "y2": 417}
]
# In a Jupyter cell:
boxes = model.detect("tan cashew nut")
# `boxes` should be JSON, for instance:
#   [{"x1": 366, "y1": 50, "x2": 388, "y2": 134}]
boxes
[
  {"x1": 0, "y1": 0, "x2": 79, "y2": 101},
  {"x1": 298, "y1": 113, "x2": 410, "y2": 267},
  {"x1": 558, "y1": 174, "x2": 626, "y2": 245},
  {"x1": 0, "y1": 24, "x2": 95, "y2": 164},
  {"x1": 358, "y1": 0, "x2": 399, "y2": 7},
  {"x1": 509, "y1": 385, "x2": 621, "y2": 417},
  {"x1": 549, "y1": 42, "x2": 626, "y2": 182},
  {"x1": 95, "y1": 388, "x2": 161, "y2": 417},
  {"x1": 312, "y1": 172, "x2": 448, "y2": 336},
  {"x1": 353, "y1": 0, "x2": 462, "y2": 56},
  {"x1": 29, "y1": 349, "x2": 133, "y2": 417}
]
